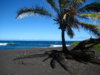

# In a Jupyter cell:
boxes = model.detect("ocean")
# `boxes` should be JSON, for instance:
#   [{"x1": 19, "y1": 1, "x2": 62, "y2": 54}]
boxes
[{"x1": 0, "y1": 41, "x2": 79, "y2": 50}]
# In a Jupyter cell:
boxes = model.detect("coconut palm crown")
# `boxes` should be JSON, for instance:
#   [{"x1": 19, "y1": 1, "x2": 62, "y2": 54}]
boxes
[{"x1": 17, "y1": 0, "x2": 100, "y2": 53}]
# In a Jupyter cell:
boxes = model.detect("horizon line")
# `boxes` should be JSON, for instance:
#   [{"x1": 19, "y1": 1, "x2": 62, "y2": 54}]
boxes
[{"x1": 0, "y1": 39, "x2": 81, "y2": 41}]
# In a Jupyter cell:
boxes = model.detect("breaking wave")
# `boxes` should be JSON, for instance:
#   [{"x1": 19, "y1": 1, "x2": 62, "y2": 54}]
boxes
[
  {"x1": 0, "y1": 43, "x2": 15, "y2": 46},
  {"x1": 50, "y1": 45, "x2": 69, "y2": 47}
]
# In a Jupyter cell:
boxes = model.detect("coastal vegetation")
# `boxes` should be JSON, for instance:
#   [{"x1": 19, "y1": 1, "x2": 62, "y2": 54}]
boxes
[
  {"x1": 16, "y1": 0, "x2": 100, "y2": 71},
  {"x1": 71, "y1": 42, "x2": 79, "y2": 46},
  {"x1": 93, "y1": 44, "x2": 100, "y2": 50},
  {"x1": 71, "y1": 42, "x2": 100, "y2": 50}
]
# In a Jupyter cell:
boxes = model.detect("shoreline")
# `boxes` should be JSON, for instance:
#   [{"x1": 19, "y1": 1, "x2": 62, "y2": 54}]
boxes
[
  {"x1": 0, "y1": 47, "x2": 62, "y2": 51},
  {"x1": 0, "y1": 47, "x2": 100, "y2": 75},
  {"x1": 0, "y1": 45, "x2": 72, "y2": 51},
  {"x1": 0, "y1": 41, "x2": 72, "y2": 50}
]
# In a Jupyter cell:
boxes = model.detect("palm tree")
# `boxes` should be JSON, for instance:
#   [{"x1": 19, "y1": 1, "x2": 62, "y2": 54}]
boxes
[{"x1": 17, "y1": 0, "x2": 100, "y2": 54}]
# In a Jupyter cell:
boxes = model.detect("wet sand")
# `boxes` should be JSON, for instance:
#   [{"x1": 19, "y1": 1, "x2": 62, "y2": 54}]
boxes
[{"x1": 0, "y1": 47, "x2": 100, "y2": 75}]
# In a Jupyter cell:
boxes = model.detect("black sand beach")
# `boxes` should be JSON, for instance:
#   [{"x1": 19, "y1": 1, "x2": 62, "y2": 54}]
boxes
[{"x1": 0, "y1": 47, "x2": 100, "y2": 75}]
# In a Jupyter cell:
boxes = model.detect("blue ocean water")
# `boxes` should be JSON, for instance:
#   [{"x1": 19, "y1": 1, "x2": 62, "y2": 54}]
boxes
[{"x1": 0, "y1": 41, "x2": 79, "y2": 50}]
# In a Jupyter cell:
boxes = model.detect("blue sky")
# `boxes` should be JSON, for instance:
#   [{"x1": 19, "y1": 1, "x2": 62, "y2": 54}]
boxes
[{"x1": 0, "y1": 0, "x2": 99, "y2": 41}]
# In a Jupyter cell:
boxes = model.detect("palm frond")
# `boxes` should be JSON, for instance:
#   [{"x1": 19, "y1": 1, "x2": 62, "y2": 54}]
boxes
[
  {"x1": 79, "y1": 1, "x2": 100, "y2": 12},
  {"x1": 58, "y1": 0, "x2": 70, "y2": 9},
  {"x1": 63, "y1": 12, "x2": 79, "y2": 29},
  {"x1": 79, "y1": 22, "x2": 100, "y2": 37},
  {"x1": 72, "y1": 0, "x2": 87, "y2": 4},
  {"x1": 70, "y1": 0, "x2": 87, "y2": 8},
  {"x1": 46, "y1": 0, "x2": 58, "y2": 12},
  {"x1": 66, "y1": 26, "x2": 74, "y2": 38},
  {"x1": 79, "y1": 13, "x2": 100, "y2": 20},
  {"x1": 17, "y1": 7, "x2": 52, "y2": 19}
]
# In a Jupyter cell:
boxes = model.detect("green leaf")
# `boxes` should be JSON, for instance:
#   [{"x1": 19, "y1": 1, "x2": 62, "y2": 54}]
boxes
[
  {"x1": 46, "y1": 0, "x2": 58, "y2": 12},
  {"x1": 79, "y1": 1, "x2": 100, "y2": 12},
  {"x1": 79, "y1": 13, "x2": 100, "y2": 20},
  {"x1": 71, "y1": 42, "x2": 79, "y2": 46},
  {"x1": 17, "y1": 7, "x2": 52, "y2": 19},
  {"x1": 58, "y1": 0, "x2": 70, "y2": 9},
  {"x1": 70, "y1": 0, "x2": 87, "y2": 8},
  {"x1": 93, "y1": 44, "x2": 100, "y2": 50},
  {"x1": 79, "y1": 22, "x2": 100, "y2": 37},
  {"x1": 66, "y1": 26, "x2": 74, "y2": 38}
]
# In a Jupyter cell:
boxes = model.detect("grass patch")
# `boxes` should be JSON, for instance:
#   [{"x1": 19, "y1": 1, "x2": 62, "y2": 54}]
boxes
[
  {"x1": 71, "y1": 42, "x2": 100, "y2": 50},
  {"x1": 92, "y1": 44, "x2": 100, "y2": 50},
  {"x1": 71, "y1": 42, "x2": 79, "y2": 46}
]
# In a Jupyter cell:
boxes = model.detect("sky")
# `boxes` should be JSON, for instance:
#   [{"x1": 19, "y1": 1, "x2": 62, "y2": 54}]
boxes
[{"x1": 0, "y1": 0, "x2": 99, "y2": 41}]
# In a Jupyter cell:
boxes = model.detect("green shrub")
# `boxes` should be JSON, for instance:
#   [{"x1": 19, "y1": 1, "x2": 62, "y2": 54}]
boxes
[
  {"x1": 71, "y1": 42, "x2": 100, "y2": 50},
  {"x1": 71, "y1": 42, "x2": 79, "y2": 46},
  {"x1": 92, "y1": 44, "x2": 100, "y2": 50}
]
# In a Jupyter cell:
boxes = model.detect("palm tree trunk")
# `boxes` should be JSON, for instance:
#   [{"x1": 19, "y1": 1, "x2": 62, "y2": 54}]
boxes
[{"x1": 61, "y1": 29, "x2": 69, "y2": 54}]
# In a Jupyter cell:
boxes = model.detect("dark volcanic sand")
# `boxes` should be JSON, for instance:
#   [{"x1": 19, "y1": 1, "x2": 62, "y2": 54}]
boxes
[{"x1": 0, "y1": 47, "x2": 100, "y2": 75}]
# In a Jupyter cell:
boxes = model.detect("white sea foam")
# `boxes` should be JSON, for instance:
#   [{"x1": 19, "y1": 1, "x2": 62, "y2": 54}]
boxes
[
  {"x1": 50, "y1": 45, "x2": 69, "y2": 47},
  {"x1": 0, "y1": 43, "x2": 8, "y2": 46}
]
